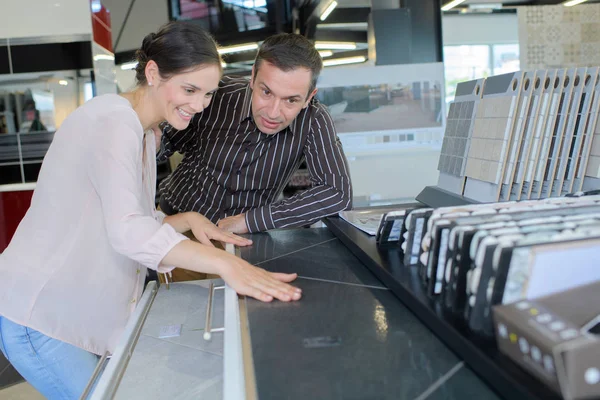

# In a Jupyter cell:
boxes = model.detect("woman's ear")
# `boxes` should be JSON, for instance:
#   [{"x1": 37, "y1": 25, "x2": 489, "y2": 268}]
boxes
[{"x1": 145, "y1": 60, "x2": 160, "y2": 86}]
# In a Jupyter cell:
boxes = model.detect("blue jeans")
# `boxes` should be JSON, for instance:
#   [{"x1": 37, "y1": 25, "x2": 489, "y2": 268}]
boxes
[{"x1": 0, "y1": 316, "x2": 99, "y2": 400}]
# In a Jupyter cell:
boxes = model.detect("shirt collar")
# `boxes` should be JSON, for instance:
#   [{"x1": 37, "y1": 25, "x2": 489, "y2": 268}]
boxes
[{"x1": 238, "y1": 81, "x2": 298, "y2": 135}]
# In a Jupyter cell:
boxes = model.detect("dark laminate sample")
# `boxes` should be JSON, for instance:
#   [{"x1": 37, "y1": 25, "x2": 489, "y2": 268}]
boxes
[
  {"x1": 256, "y1": 238, "x2": 386, "y2": 288},
  {"x1": 0, "y1": 362, "x2": 23, "y2": 390},
  {"x1": 239, "y1": 227, "x2": 336, "y2": 266},
  {"x1": 245, "y1": 278, "x2": 466, "y2": 400}
]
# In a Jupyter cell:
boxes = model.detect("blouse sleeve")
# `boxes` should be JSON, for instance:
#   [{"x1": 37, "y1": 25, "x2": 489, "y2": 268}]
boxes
[{"x1": 86, "y1": 117, "x2": 188, "y2": 271}]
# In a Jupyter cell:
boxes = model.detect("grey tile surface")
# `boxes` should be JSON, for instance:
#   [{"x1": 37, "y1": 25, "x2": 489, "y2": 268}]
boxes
[
  {"x1": 425, "y1": 365, "x2": 502, "y2": 400},
  {"x1": 256, "y1": 238, "x2": 387, "y2": 288},
  {"x1": 239, "y1": 227, "x2": 336, "y2": 265},
  {"x1": 114, "y1": 280, "x2": 225, "y2": 400},
  {"x1": 245, "y1": 278, "x2": 463, "y2": 400}
]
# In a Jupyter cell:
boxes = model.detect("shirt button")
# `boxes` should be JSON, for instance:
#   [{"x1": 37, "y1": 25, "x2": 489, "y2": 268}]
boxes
[
  {"x1": 136, "y1": 269, "x2": 140, "y2": 274},
  {"x1": 236, "y1": 170, "x2": 242, "y2": 175},
  {"x1": 131, "y1": 298, "x2": 136, "y2": 304}
]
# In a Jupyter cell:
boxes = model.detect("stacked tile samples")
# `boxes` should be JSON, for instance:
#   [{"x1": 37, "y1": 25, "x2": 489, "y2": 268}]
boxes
[
  {"x1": 439, "y1": 68, "x2": 600, "y2": 203},
  {"x1": 396, "y1": 192, "x2": 600, "y2": 335}
]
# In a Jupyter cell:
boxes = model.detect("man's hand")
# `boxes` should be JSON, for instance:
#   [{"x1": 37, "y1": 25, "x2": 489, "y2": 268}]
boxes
[
  {"x1": 164, "y1": 212, "x2": 251, "y2": 247},
  {"x1": 218, "y1": 214, "x2": 249, "y2": 234}
]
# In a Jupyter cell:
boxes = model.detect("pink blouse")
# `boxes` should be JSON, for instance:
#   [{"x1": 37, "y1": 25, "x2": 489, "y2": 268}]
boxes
[{"x1": 0, "y1": 94, "x2": 188, "y2": 355}]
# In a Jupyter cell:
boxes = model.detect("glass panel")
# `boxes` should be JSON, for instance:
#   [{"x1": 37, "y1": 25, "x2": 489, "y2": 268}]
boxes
[
  {"x1": 443, "y1": 45, "x2": 491, "y2": 105},
  {"x1": 492, "y1": 44, "x2": 520, "y2": 75}
]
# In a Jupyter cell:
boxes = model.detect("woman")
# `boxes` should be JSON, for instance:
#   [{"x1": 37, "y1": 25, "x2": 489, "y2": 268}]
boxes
[{"x1": 0, "y1": 21, "x2": 301, "y2": 399}]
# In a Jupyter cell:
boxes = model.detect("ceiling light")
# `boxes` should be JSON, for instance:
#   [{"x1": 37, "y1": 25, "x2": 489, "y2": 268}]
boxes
[
  {"x1": 563, "y1": 0, "x2": 588, "y2": 6},
  {"x1": 120, "y1": 62, "x2": 138, "y2": 70},
  {"x1": 320, "y1": 1, "x2": 338, "y2": 21},
  {"x1": 319, "y1": 50, "x2": 333, "y2": 58},
  {"x1": 58, "y1": 80, "x2": 68, "y2": 86},
  {"x1": 323, "y1": 56, "x2": 366, "y2": 67},
  {"x1": 93, "y1": 54, "x2": 115, "y2": 61},
  {"x1": 218, "y1": 43, "x2": 258, "y2": 55},
  {"x1": 441, "y1": 0, "x2": 467, "y2": 11},
  {"x1": 315, "y1": 41, "x2": 357, "y2": 50}
]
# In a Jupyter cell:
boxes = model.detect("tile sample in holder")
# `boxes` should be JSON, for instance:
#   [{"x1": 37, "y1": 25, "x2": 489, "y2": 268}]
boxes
[
  {"x1": 551, "y1": 68, "x2": 588, "y2": 197},
  {"x1": 437, "y1": 78, "x2": 484, "y2": 196},
  {"x1": 500, "y1": 70, "x2": 538, "y2": 201},
  {"x1": 574, "y1": 72, "x2": 600, "y2": 192},
  {"x1": 464, "y1": 72, "x2": 524, "y2": 203},
  {"x1": 560, "y1": 68, "x2": 599, "y2": 195},
  {"x1": 531, "y1": 69, "x2": 568, "y2": 199},
  {"x1": 584, "y1": 74, "x2": 600, "y2": 181},
  {"x1": 539, "y1": 68, "x2": 578, "y2": 199}
]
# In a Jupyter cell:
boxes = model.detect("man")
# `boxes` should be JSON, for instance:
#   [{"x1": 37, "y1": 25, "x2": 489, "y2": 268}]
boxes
[{"x1": 158, "y1": 33, "x2": 352, "y2": 234}]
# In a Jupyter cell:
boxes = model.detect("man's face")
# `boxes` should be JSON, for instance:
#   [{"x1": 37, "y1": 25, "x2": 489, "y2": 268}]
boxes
[{"x1": 250, "y1": 61, "x2": 318, "y2": 135}]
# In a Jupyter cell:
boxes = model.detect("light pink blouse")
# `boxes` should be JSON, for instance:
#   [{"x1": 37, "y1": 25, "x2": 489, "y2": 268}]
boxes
[{"x1": 0, "y1": 94, "x2": 188, "y2": 355}]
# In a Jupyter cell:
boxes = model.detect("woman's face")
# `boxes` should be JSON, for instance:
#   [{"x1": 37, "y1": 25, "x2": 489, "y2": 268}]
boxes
[{"x1": 154, "y1": 64, "x2": 221, "y2": 130}]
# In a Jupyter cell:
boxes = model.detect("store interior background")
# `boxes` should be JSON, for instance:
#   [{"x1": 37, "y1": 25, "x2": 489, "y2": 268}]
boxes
[{"x1": 0, "y1": 0, "x2": 597, "y2": 397}]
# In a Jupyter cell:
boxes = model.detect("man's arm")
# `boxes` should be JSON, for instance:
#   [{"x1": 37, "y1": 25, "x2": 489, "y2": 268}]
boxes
[
  {"x1": 244, "y1": 106, "x2": 353, "y2": 232},
  {"x1": 156, "y1": 114, "x2": 201, "y2": 162}
]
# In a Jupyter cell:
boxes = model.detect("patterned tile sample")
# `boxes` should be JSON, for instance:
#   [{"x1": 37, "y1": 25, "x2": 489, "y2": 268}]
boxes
[
  {"x1": 438, "y1": 79, "x2": 483, "y2": 177},
  {"x1": 500, "y1": 70, "x2": 538, "y2": 201},
  {"x1": 575, "y1": 76, "x2": 600, "y2": 189},
  {"x1": 541, "y1": 68, "x2": 578, "y2": 198},
  {"x1": 559, "y1": 68, "x2": 599, "y2": 194},
  {"x1": 531, "y1": 70, "x2": 568, "y2": 199},
  {"x1": 465, "y1": 72, "x2": 523, "y2": 193},
  {"x1": 519, "y1": 4, "x2": 600, "y2": 70}
]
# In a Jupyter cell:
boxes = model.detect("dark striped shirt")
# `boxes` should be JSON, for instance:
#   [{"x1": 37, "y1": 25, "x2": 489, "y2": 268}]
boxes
[{"x1": 157, "y1": 76, "x2": 352, "y2": 232}]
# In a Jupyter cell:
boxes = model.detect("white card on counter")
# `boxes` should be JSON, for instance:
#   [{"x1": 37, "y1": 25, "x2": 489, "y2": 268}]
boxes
[{"x1": 158, "y1": 324, "x2": 182, "y2": 338}]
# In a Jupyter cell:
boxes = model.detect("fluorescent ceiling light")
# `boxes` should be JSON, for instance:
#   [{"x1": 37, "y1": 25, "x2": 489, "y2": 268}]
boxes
[
  {"x1": 120, "y1": 61, "x2": 138, "y2": 70},
  {"x1": 315, "y1": 41, "x2": 357, "y2": 50},
  {"x1": 93, "y1": 54, "x2": 114, "y2": 61},
  {"x1": 218, "y1": 43, "x2": 258, "y2": 55},
  {"x1": 319, "y1": 50, "x2": 333, "y2": 58},
  {"x1": 58, "y1": 80, "x2": 68, "y2": 86},
  {"x1": 323, "y1": 56, "x2": 366, "y2": 67},
  {"x1": 563, "y1": 0, "x2": 588, "y2": 6},
  {"x1": 441, "y1": 0, "x2": 467, "y2": 11},
  {"x1": 320, "y1": 1, "x2": 338, "y2": 21}
]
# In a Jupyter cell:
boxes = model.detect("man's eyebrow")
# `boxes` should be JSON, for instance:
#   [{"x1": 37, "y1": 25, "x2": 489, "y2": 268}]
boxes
[{"x1": 260, "y1": 83, "x2": 302, "y2": 99}]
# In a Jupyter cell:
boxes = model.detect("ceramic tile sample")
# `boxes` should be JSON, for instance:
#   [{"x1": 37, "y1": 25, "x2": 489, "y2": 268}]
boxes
[
  {"x1": 551, "y1": 67, "x2": 588, "y2": 196},
  {"x1": 531, "y1": 69, "x2": 568, "y2": 199},
  {"x1": 585, "y1": 77, "x2": 600, "y2": 180},
  {"x1": 464, "y1": 72, "x2": 524, "y2": 202},
  {"x1": 438, "y1": 79, "x2": 483, "y2": 177},
  {"x1": 245, "y1": 278, "x2": 488, "y2": 400},
  {"x1": 560, "y1": 68, "x2": 599, "y2": 195},
  {"x1": 501, "y1": 70, "x2": 538, "y2": 201},
  {"x1": 540, "y1": 68, "x2": 578, "y2": 198},
  {"x1": 521, "y1": 70, "x2": 560, "y2": 200}
]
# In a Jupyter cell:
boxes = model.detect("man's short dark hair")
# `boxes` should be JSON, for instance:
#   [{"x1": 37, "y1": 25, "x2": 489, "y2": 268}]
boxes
[{"x1": 254, "y1": 33, "x2": 323, "y2": 97}]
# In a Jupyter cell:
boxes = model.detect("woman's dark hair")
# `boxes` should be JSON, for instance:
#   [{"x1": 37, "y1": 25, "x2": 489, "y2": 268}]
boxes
[
  {"x1": 134, "y1": 21, "x2": 222, "y2": 86},
  {"x1": 254, "y1": 33, "x2": 323, "y2": 97}
]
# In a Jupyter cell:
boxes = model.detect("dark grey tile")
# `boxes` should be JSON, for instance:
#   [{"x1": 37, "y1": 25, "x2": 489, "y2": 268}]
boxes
[
  {"x1": 239, "y1": 227, "x2": 336, "y2": 265},
  {"x1": 425, "y1": 365, "x2": 502, "y2": 400},
  {"x1": 245, "y1": 279, "x2": 461, "y2": 400},
  {"x1": 0, "y1": 363, "x2": 24, "y2": 389},
  {"x1": 256, "y1": 239, "x2": 386, "y2": 288}
]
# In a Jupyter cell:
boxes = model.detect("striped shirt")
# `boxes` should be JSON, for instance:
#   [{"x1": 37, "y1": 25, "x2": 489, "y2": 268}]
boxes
[{"x1": 157, "y1": 76, "x2": 352, "y2": 232}]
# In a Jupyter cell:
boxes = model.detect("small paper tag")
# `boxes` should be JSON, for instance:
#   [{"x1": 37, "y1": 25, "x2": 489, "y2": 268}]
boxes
[
  {"x1": 158, "y1": 324, "x2": 182, "y2": 339},
  {"x1": 302, "y1": 336, "x2": 342, "y2": 349}
]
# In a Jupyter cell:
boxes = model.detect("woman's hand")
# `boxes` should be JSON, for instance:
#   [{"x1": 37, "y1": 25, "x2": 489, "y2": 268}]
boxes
[
  {"x1": 188, "y1": 213, "x2": 252, "y2": 247},
  {"x1": 217, "y1": 253, "x2": 302, "y2": 302},
  {"x1": 164, "y1": 212, "x2": 252, "y2": 247}
]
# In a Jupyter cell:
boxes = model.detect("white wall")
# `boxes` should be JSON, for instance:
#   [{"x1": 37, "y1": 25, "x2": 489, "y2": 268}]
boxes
[
  {"x1": 0, "y1": 0, "x2": 92, "y2": 39},
  {"x1": 442, "y1": 13, "x2": 519, "y2": 46},
  {"x1": 101, "y1": 0, "x2": 170, "y2": 52}
]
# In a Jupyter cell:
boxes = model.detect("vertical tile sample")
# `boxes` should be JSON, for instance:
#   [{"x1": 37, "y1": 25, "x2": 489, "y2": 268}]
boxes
[
  {"x1": 464, "y1": 72, "x2": 524, "y2": 203},
  {"x1": 540, "y1": 68, "x2": 577, "y2": 198},
  {"x1": 584, "y1": 74, "x2": 600, "y2": 180},
  {"x1": 522, "y1": 70, "x2": 559, "y2": 200},
  {"x1": 437, "y1": 78, "x2": 484, "y2": 196},
  {"x1": 560, "y1": 67, "x2": 599, "y2": 195},
  {"x1": 551, "y1": 67, "x2": 588, "y2": 196},
  {"x1": 532, "y1": 69, "x2": 568, "y2": 199},
  {"x1": 501, "y1": 70, "x2": 538, "y2": 201}
]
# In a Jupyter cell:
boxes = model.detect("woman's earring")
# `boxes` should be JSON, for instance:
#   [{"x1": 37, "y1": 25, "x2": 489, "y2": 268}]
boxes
[{"x1": 148, "y1": 82, "x2": 153, "y2": 86}]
